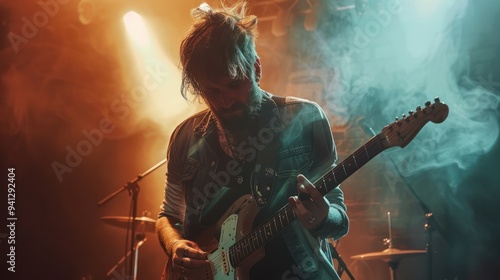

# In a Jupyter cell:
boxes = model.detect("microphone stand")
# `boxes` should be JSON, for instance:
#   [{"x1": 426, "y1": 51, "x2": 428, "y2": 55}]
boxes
[
  {"x1": 404, "y1": 184, "x2": 449, "y2": 280},
  {"x1": 362, "y1": 124, "x2": 450, "y2": 280},
  {"x1": 98, "y1": 159, "x2": 166, "y2": 279}
]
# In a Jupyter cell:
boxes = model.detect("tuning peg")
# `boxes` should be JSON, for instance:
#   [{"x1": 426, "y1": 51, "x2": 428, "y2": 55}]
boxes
[
  {"x1": 434, "y1": 97, "x2": 440, "y2": 103},
  {"x1": 402, "y1": 114, "x2": 406, "y2": 119},
  {"x1": 395, "y1": 117, "x2": 402, "y2": 126},
  {"x1": 413, "y1": 108, "x2": 419, "y2": 118},
  {"x1": 408, "y1": 110, "x2": 415, "y2": 120},
  {"x1": 425, "y1": 101, "x2": 431, "y2": 107}
]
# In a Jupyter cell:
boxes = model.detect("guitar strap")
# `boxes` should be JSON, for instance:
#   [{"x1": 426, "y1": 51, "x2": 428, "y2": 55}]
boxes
[{"x1": 250, "y1": 95, "x2": 286, "y2": 208}]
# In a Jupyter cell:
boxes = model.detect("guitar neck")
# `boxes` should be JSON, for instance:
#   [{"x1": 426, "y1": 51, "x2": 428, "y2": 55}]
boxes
[
  {"x1": 314, "y1": 134, "x2": 385, "y2": 196},
  {"x1": 229, "y1": 134, "x2": 386, "y2": 266}
]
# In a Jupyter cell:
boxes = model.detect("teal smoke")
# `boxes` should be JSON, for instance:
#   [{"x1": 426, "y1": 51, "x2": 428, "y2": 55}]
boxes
[
  {"x1": 293, "y1": 0, "x2": 499, "y2": 189},
  {"x1": 290, "y1": 0, "x2": 500, "y2": 276}
]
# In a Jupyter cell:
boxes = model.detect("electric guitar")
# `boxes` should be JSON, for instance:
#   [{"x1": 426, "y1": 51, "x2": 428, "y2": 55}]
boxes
[{"x1": 162, "y1": 98, "x2": 449, "y2": 280}]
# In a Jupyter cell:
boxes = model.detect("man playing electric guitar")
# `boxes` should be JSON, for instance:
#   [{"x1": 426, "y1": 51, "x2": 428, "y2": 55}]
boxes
[{"x1": 156, "y1": 2, "x2": 349, "y2": 279}]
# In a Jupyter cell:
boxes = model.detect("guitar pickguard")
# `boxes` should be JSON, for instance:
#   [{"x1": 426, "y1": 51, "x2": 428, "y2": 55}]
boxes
[
  {"x1": 209, "y1": 195, "x2": 265, "y2": 280},
  {"x1": 207, "y1": 214, "x2": 238, "y2": 279}
]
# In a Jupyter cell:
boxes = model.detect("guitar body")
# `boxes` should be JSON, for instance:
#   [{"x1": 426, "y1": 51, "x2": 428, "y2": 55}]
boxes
[{"x1": 162, "y1": 195, "x2": 265, "y2": 280}]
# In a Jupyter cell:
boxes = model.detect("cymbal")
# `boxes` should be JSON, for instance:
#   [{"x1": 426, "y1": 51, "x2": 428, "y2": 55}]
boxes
[
  {"x1": 351, "y1": 248, "x2": 427, "y2": 263},
  {"x1": 100, "y1": 216, "x2": 157, "y2": 233}
]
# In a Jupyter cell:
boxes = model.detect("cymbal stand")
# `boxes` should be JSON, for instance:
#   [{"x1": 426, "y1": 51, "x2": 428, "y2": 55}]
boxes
[
  {"x1": 384, "y1": 212, "x2": 393, "y2": 249},
  {"x1": 98, "y1": 159, "x2": 166, "y2": 279},
  {"x1": 424, "y1": 212, "x2": 435, "y2": 280},
  {"x1": 388, "y1": 261, "x2": 399, "y2": 280},
  {"x1": 329, "y1": 240, "x2": 355, "y2": 280},
  {"x1": 385, "y1": 212, "x2": 397, "y2": 280},
  {"x1": 107, "y1": 236, "x2": 148, "y2": 278}
]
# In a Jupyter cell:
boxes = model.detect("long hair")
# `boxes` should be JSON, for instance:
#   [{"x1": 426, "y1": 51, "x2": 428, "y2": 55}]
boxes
[{"x1": 179, "y1": 1, "x2": 258, "y2": 100}]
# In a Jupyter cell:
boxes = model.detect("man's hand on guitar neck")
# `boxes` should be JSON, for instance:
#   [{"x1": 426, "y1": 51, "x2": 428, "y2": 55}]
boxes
[
  {"x1": 288, "y1": 174, "x2": 330, "y2": 231},
  {"x1": 170, "y1": 239, "x2": 210, "y2": 276}
]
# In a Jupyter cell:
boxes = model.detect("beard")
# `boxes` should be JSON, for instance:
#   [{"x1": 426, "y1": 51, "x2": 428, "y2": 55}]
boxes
[{"x1": 214, "y1": 85, "x2": 263, "y2": 131}]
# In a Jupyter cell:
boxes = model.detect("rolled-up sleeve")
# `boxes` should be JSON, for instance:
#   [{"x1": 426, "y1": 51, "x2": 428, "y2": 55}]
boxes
[{"x1": 158, "y1": 127, "x2": 187, "y2": 222}]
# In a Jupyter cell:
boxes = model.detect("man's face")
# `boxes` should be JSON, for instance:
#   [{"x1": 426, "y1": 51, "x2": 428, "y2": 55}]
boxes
[{"x1": 199, "y1": 75, "x2": 263, "y2": 130}]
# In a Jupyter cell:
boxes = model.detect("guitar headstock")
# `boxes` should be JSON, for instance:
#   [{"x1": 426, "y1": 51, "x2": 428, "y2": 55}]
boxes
[{"x1": 379, "y1": 97, "x2": 449, "y2": 149}]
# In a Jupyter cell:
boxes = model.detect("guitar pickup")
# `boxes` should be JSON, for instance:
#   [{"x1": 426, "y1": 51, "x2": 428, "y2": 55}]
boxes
[{"x1": 221, "y1": 249, "x2": 230, "y2": 275}]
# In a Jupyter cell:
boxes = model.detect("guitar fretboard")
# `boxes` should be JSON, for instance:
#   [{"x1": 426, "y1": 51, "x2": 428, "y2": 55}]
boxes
[{"x1": 229, "y1": 134, "x2": 385, "y2": 266}]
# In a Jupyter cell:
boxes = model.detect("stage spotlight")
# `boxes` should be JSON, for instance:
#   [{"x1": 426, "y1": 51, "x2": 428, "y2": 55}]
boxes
[
  {"x1": 121, "y1": 10, "x2": 197, "y2": 125},
  {"x1": 123, "y1": 11, "x2": 150, "y2": 48}
]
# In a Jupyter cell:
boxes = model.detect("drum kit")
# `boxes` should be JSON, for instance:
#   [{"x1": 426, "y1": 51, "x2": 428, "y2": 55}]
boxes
[
  {"x1": 100, "y1": 215, "x2": 157, "y2": 234},
  {"x1": 350, "y1": 247, "x2": 426, "y2": 280},
  {"x1": 97, "y1": 159, "x2": 166, "y2": 280},
  {"x1": 348, "y1": 212, "x2": 427, "y2": 280},
  {"x1": 100, "y1": 215, "x2": 158, "y2": 279}
]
